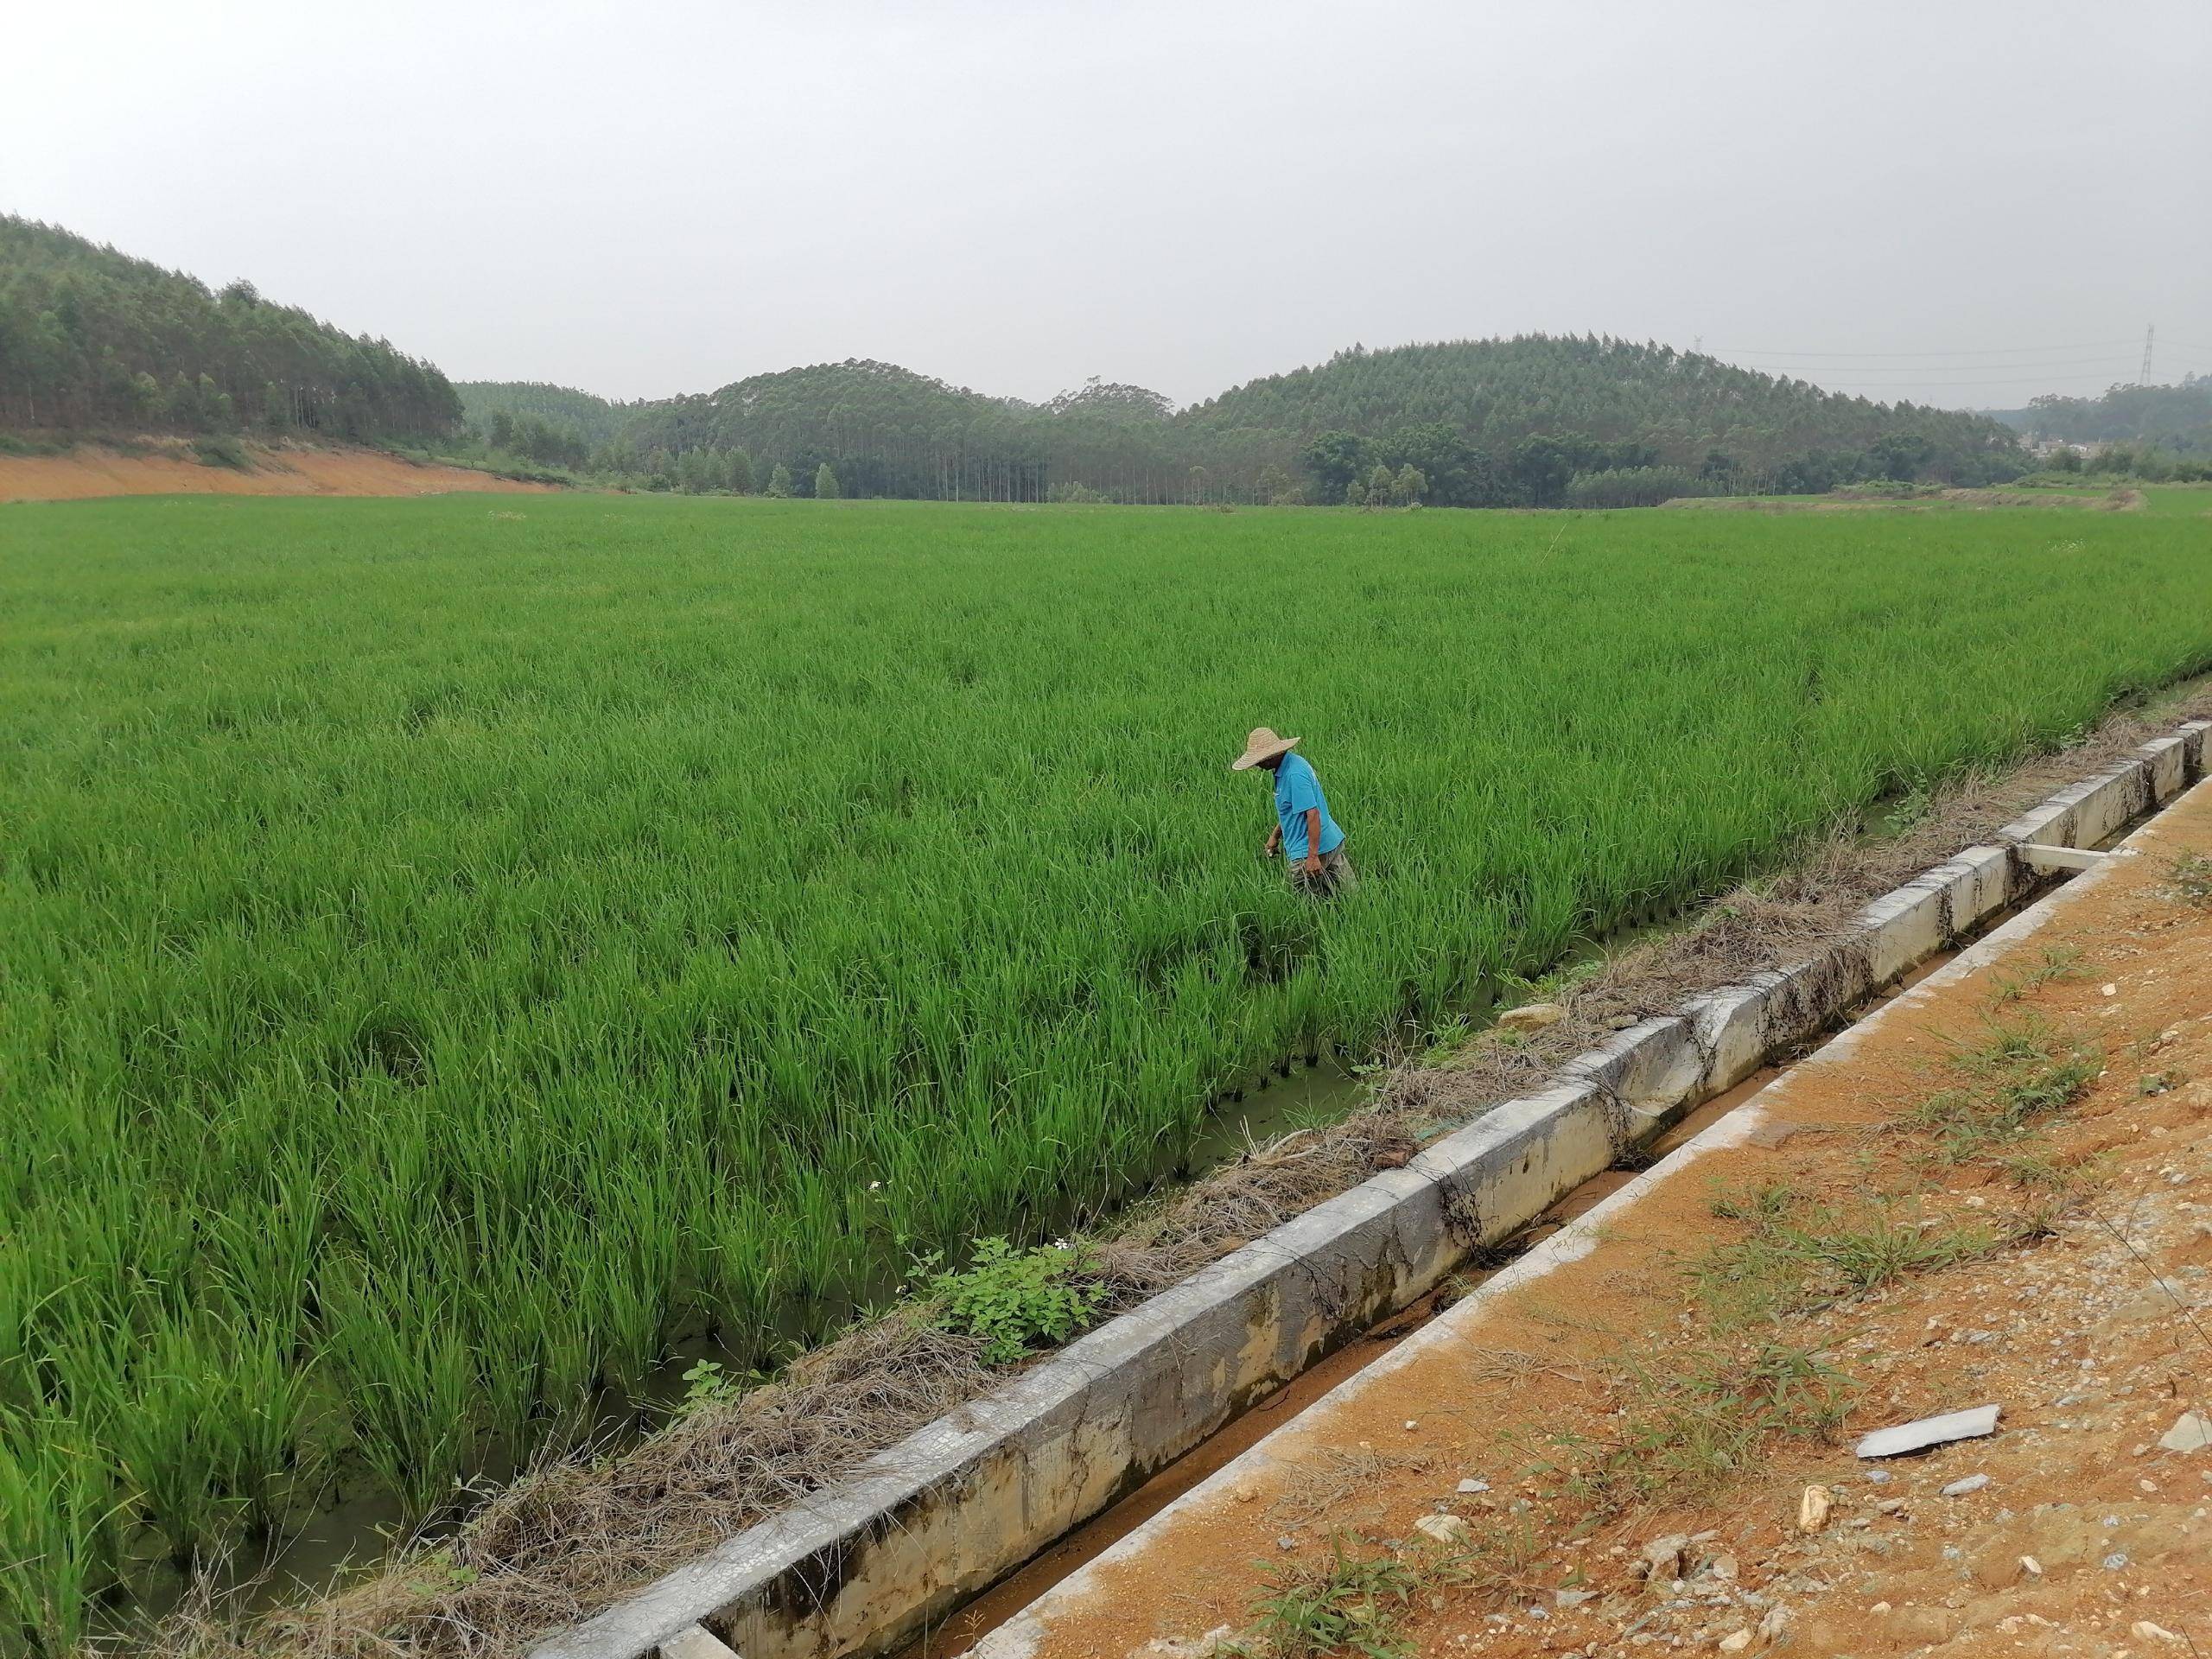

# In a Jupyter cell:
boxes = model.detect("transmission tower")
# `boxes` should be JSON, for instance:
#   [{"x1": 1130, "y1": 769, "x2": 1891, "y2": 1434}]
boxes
[{"x1": 2140, "y1": 323, "x2": 2155, "y2": 385}]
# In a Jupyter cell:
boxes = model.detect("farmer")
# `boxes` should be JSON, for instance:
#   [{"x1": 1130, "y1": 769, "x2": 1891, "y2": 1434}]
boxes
[{"x1": 1232, "y1": 727, "x2": 1355, "y2": 895}]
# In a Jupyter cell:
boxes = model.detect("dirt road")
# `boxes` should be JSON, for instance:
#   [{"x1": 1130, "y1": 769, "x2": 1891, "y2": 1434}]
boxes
[{"x1": 982, "y1": 784, "x2": 2212, "y2": 1659}]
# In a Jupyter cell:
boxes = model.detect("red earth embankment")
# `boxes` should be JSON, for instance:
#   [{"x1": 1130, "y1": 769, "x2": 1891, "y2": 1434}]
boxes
[{"x1": 0, "y1": 439, "x2": 556, "y2": 503}]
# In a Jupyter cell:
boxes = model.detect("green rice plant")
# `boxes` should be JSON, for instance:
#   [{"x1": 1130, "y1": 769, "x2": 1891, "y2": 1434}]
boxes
[
  {"x1": 317, "y1": 1257, "x2": 480, "y2": 1523},
  {"x1": 103, "y1": 1308, "x2": 309, "y2": 1566},
  {"x1": 0, "y1": 1408, "x2": 122, "y2": 1656},
  {"x1": 3, "y1": 493, "x2": 2210, "y2": 1632}
]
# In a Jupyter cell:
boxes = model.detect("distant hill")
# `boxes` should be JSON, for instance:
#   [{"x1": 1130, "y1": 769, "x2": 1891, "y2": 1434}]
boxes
[
  {"x1": 1984, "y1": 377, "x2": 2212, "y2": 454},
  {"x1": 0, "y1": 217, "x2": 461, "y2": 442},
  {"x1": 455, "y1": 380, "x2": 632, "y2": 447},
  {"x1": 602, "y1": 335, "x2": 2028, "y2": 504}
]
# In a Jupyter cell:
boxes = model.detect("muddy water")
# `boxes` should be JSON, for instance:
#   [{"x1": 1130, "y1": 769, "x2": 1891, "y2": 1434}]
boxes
[{"x1": 1188, "y1": 1052, "x2": 1366, "y2": 1166}]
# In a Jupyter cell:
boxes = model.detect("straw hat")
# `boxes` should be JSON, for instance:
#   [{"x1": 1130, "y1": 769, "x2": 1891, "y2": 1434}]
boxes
[{"x1": 1230, "y1": 727, "x2": 1300, "y2": 772}]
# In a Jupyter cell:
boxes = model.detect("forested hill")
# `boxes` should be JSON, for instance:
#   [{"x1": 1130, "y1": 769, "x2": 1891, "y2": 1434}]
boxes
[
  {"x1": 1186, "y1": 337, "x2": 2012, "y2": 463},
  {"x1": 1179, "y1": 337, "x2": 2025, "y2": 503},
  {"x1": 588, "y1": 335, "x2": 2027, "y2": 505},
  {"x1": 1986, "y1": 377, "x2": 2212, "y2": 454},
  {"x1": 0, "y1": 217, "x2": 461, "y2": 441}
]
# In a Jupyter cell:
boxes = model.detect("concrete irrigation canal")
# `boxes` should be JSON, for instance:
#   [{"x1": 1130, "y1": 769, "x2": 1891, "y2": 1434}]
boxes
[
  {"x1": 972, "y1": 747, "x2": 2212, "y2": 1659},
  {"x1": 533, "y1": 721, "x2": 2209, "y2": 1659}
]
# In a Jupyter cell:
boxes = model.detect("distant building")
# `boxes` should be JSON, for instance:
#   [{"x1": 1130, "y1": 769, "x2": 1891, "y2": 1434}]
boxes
[{"x1": 2022, "y1": 435, "x2": 2104, "y2": 461}]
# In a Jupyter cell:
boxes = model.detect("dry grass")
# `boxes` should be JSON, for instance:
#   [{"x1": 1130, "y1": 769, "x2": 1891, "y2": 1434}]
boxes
[
  {"x1": 1266, "y1": 1448, "x2": 1437, "y2": 1532},
  {"x1": 149, "y1": 686, "x2": 2212, "y2": 1659}
]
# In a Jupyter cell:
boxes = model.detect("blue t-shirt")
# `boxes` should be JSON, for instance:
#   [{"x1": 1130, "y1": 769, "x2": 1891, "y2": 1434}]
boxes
[{"x1": 1274, "y1": 751, "x2": 1345, "y2": 860}]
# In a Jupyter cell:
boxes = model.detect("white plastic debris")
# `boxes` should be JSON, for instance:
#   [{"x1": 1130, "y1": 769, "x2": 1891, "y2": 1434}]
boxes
[{"x1": 1854, "y1": 1404, "x2": 2001, "y2": 1459}]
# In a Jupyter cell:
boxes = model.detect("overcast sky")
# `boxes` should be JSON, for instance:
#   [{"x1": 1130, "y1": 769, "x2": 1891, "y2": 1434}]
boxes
[{"x1": 8, "y1": 0, "x2": 2209, "y2": 410}]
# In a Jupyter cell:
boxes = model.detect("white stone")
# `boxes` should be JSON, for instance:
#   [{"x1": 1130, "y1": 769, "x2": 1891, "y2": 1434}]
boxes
[
  {"x1": 1414, "y1": 1514, "x2": 1471, "y2": 1545},
  {"x1": 2159, "y1": 1412, "x2": 2212, "y2": 1453},
  {"x1": 1796, "y1": 1484, "x2": 1832, "y2": 1533},
  {"x1": 1497, "y1": 1001, "x2": 1565, "y2": 1034},
  {"x1": 1639, "y1": 1533, "x2": 1690, "y2": 1580}
]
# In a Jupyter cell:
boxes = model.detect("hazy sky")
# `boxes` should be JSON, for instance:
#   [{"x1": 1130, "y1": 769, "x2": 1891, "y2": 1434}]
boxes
[{"x1": 9, "y1": 0, "x2": 2209, "y2": 410}]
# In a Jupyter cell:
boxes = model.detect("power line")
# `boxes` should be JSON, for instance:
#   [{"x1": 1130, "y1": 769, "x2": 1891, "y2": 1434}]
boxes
[
  {"x1": 1809, "y1": 373, "x2": 2152, "y2": 391},
  {"x1": 1703, "y1": 339, "x2": 2139, "y2": 359},
  {"x1": 1739, "y1": 355, "x2": 2136, "y2": 377}
]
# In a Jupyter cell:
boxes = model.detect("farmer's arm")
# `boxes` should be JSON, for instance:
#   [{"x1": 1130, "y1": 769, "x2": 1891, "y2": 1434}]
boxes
[
  {"x1": 1263, "y1": 821, "x2": 1281, "y2": 855},
  {"x1": 1302, "y1": 808, "x2": 1324, "y2": 875}
]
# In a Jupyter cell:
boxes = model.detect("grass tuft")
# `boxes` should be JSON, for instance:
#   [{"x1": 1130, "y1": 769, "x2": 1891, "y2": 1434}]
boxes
[
  {"x1": 1907, "y1": 1016, "x2": 2099, "y2": 1163},
  {"x1": 1527, "y1": 1340, "x2": 1854, "y2": 1516},
  {"x1": 1247, "y1": 1536, "x2": 1425, "y2": 1659}
]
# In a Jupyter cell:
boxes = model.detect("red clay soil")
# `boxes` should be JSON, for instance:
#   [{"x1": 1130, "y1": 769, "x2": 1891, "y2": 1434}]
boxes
[
  {"x1": 0, "y1": 440, "x2": 553, "y2": 502},
  {"x1": 1001, "y1": 785, "x2": 2212, "y2": 1659}
]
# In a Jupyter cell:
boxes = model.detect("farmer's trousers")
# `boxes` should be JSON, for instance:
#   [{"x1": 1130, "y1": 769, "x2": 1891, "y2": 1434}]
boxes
[{"x1": 1288, "y1": 846, "x2": 1357, "y2": 897}]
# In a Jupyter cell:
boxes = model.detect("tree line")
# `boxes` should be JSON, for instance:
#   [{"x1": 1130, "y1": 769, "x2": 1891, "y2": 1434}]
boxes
[
  {"x1": 1996, "y1": 376, "x2": 2212, "y2": 457},
  {"x1": 458, "y1": 338, "x2": 2031, "y2": 507},
  {"x1": 0, "y1": 217, "x2": 461, "y2": 441}
]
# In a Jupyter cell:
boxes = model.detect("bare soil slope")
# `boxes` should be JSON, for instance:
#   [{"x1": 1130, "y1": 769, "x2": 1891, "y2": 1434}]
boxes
[{"x1": 0, "y1": 440, "x2": 553, "y2": 502}]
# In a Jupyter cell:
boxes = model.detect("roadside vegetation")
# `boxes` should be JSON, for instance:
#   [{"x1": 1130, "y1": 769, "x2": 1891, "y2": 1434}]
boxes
[{"x1": 5, "y1": 495, "x2": 2212, "y2": 1652}]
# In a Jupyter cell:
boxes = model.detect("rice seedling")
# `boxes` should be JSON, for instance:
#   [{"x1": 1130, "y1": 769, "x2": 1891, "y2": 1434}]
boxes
[{"x1": 3, "y1": 492, "x2": 2209, "y2": 1644}]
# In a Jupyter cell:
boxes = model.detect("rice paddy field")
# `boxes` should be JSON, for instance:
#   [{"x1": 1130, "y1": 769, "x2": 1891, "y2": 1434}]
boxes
[{"x1": 4, "y1": 493, "x2": 2211, "y2": 1649}]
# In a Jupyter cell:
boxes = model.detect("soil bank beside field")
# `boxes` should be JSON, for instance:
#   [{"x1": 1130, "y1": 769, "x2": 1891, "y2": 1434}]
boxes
[
  {"x1": 982, "y1": 784, "x2": 2212, "y2": 1659},
  {"x1": 0, "y1": 440, "x2": 553, "y2": 501}
]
